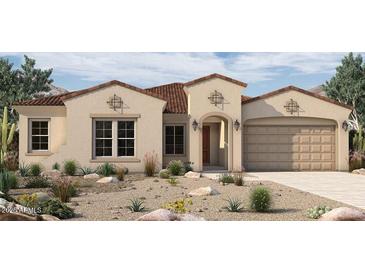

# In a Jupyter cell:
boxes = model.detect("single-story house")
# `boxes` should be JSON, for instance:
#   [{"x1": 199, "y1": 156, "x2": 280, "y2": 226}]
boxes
[{"x1": 14, "y1": 73, "x2": 352, "y2": 172}]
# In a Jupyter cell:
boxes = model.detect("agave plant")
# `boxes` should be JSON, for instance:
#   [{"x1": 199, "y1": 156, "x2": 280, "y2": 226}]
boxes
[
  {"x1": 224, "y1": 197, "x2": 244, "y2": 212},
  {"x1": 127, "y1": 198, "x2": 145, "y2": 212},
  {"x1": 0, "y1": 107, "x2": 16, "y2": 169}
]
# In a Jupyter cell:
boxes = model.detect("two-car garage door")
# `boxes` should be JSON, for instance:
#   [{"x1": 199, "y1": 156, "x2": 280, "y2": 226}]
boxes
[{"x1": 243, "y1": 125, "x2": 336, "y2": 171}]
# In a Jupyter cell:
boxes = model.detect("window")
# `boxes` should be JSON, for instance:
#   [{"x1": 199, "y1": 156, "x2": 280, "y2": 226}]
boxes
[
  {"x1": 93, "y1": 119, "x2": 136, "y2": 158},
  {"x1": 95, "y1": 121, "x2": 113, "y2": 157},
  {"x1": 118, "y1": 121, "x2": 135, "y2": 156},
  {"x1": 165, "y1": 125, "x2": 184, "y2": 155},
  {"x1": 30, "y1": 119, "x2": 49, "y2": 151}
]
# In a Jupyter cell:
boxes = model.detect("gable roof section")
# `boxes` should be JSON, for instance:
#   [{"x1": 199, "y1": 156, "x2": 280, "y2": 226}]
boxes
[
  {"x1": 185, "y1": 73, "x2": 247, "y2": 88},
  {"x1": 13, "y1": 94, "x2": 65, "y2": 106},
  {"x1": 241, "y1": 85, "x2": 353, "y2": 110}
]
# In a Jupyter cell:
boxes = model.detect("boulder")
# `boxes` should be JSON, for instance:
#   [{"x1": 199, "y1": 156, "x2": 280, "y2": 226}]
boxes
[
  {"x1": 319, "y1": 207, "x2": 365, "y2": 221},
  {"x1": 188, "y1": 186, "x2": 220, "y2": 196},
  {"x1": 137, "y1": 209, "x2": 178, "y2": 221},
  {"x1": 34, "y1": 192, "x2": 52, "y2": 203},
  {"x1": 352, "y1": 168, "x2": 365, "y2": 175},
  {"x1": 0, "y1": 212, "x2": 41, "y2": 221},
  {"x1": 177, "y1": 213, "x2": 206, "y2": 221},
  {"x1": 84, "y1": 173, "x2": 100, "y2": 180},
  {"x1": 96, "y1": 177, "x2": 119, "y2": 184},
  {"x1": 41, "y1": 169, "x2": 62, "y2": 179},
  {"x1": 40, "y1": 214, "x2": 60, "y2": 221},
  {"x1": 0, "y1": 197, "x2": 8, "y2": 207},
  {"x1": 184, "y1": 171, "x2": 201, "y2": 179}
]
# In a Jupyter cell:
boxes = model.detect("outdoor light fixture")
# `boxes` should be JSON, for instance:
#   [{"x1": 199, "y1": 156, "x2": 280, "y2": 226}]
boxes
[
  {"x1": 342, "y1": 120, "x2": 349, "y2": 131},
  {"x1": 192, "y1": 119, "x2": 199, "y2": 131},
  {"x1": 233, "y1": 119, "x2": 240, "y2": 131}
]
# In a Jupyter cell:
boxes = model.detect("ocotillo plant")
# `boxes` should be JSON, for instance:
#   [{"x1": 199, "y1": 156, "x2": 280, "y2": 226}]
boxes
[{"x1": 0, "y1": 107, "x2": 16, "y2": 168}]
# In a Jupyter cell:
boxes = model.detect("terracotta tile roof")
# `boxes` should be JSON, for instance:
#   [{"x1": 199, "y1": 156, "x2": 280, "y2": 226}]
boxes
[
  {"x1": 14, "y1": 94, "x2": 64, "y2": 106},
  {"x1": 145, "y1": 83, "x2": 187, "y2": 114},
  {"x1": 241, "y1": 95, "x2": 251, "y2": 103},
  {"x1": 241, "y1": 85, "x2": 353, "y2": 110},
  {"x1": 185, "y1": 73, "x2": 247, "y2": 87}
]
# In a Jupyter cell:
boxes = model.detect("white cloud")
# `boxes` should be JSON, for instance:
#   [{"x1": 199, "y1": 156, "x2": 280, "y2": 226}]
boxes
[{"x1": 14, "y1": 52, "x2": 356, "y2": 88}]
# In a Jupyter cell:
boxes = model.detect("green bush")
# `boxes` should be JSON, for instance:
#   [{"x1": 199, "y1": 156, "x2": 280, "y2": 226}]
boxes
[
  {"x1": 40, "y1": 199, "x2": 75, "y2": 219},
  {"x1": 63, "y1": 160, "x2": 77, "y2": 176},
  {"x1": 127, "y1": 198, "x2": 145, "y2": 212},
  {"x1": 51, "y1": 177, "x2": 77, "y2": 202},
  {"x1": 7, "y1": 171, "x2": 18, "y2": 189},
  {"x1": 159, "y1": 169, "x2": 170, "y2": 179},
  {"x1": 167, "y1": 177, "x2": 178, "y2": 186},
  {"x1": 17, "y1": 193, "x2": 39, "y2": 208},
  {"x1": 52, "y1": 162, "x2": 60, "y2": 170},
  {"x1": 79, "y1": 166, "x2": 95, "y2": 175},
  {"x1": 219, "y1": 174, "x2": 234, "y2": 185},
  {"x1": 307, "y1": 206, "x2": 332, "y2": 219},
  {"x1": 167, "y1": 160, "x2": 184, "y2": 176},
  {"x1": 97, "y1": 163, "x2": 115, "y2": 176},
  {"x1": 19, "y1": 162, "x2": 30, "y2": 177},
  {"x1": 224, "y1": 197, "x2": 244, "y2": 212},
  {"x1": 250, "y1": 187, "x2": 272, "y2": 212},
  {"x1": 184, "y1": 162, "x2": 193, "y2": 172},
  {"x1": 0, "y1": 170, "x2": 13, "y2": 194},
  {"x1": 30, "y1": 163, "x2": 42, "y2": 176},
  {"x1": 25, "y1": 176, "x2": 50, "y2": 188}
]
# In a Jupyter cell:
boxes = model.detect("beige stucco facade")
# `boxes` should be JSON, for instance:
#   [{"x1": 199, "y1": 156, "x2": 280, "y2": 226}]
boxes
[{"x1": 15, "y1": 74, "x2": 352, "y2": 173}]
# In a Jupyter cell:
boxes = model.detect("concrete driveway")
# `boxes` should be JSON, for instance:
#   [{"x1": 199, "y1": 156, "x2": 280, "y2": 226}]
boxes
[{"x1": 247, "y1": 172, "x2": 365, "y2": 209}]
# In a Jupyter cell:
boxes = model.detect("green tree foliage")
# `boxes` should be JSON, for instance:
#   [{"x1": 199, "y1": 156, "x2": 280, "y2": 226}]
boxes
[
  {"x1": 0, "y1": 55, "x2": 53, "y2": 121},
  {"x1": 322, "y1": 53, "x2": 365, "y2": 130}
]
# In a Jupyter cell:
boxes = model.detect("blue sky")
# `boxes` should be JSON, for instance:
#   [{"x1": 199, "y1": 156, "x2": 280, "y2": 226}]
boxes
[{"x1": 1, "y1": 52, "x2": 364, "y2": 97}]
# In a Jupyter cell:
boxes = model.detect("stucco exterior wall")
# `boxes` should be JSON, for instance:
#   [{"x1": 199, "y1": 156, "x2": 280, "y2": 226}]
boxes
[
  {"x1": 17, "y1": 84, "x2": 166, "y2": 172},
  {"x1": 241, "y1": 89, "x2": 352, "y2": 171},
  {"x1": 186, "y1": 78, "x2": 244, "y2": 171}
]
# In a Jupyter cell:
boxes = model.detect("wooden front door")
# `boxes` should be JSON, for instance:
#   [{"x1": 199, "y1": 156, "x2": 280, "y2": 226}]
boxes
[{"x1": 203, "y1": 126, "x2": 210, "y2": 164}]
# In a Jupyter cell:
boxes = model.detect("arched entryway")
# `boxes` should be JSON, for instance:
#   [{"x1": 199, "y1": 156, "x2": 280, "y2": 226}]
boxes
[{"x1": 199, "y1": 113, "x2": 233, "y2": 171}]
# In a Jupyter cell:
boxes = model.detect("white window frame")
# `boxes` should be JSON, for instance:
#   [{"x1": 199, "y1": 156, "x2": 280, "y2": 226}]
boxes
[
  {"x1": 164, "y1": 124, "x2": 185, "y2": 156},
  {"x1": 92, "y1": 119, "x2": 136, "y2": 159},
  {"x1": 28, "y1": 118, "x2": 50, "y2": 152}
]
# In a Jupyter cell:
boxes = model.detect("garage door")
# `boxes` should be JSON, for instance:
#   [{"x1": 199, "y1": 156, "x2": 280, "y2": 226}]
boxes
[{"x1": 243, "y1": 125, "x2": 336, "y2": 171}]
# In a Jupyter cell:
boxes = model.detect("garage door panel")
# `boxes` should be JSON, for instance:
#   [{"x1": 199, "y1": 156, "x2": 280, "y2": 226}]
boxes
[{"x1": 244, "y1": 125, "x2": 336, "y2": 171}]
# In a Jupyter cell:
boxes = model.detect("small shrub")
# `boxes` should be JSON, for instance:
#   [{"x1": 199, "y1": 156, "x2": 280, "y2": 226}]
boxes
[
  {"x1": 127, "y1": 198, "x2": 145, "y2": 212},
  {"x1": 115, "y1": 167, "x2": 125, "y2": 181},
  {"x1": 51, "y1": 177, "x2": 77, "y2": 202},
  {"x1": 184, "y1": 162, "x2": 193, "y2": 172},
  {"x1": 97, "y1": 163, "x2": 115, "y2": 176},
  {"x1": 25, "y1": 176, "x2": 50, "y2": 188},
  {"x1": 163, "y1": 198, "x2": 192, "y2": 213},
  {"x1": 167, "y1": 160, "x2": 184, "y2": 176},
  {"x1": 144, "y1": 151, "x2": 158, "y2": 177},
  {"x1": 250, "y1": 187, "x2": 272, "y2": 212},
  {"x1": 224, "y1": 197, "x2": 244, "y2": 212},
  {"x1": 79, "y1": 166, "x2": 95, "y2": 175},
  {"x1": 7, "y1": 171, "x2": 18, "y2": 189},
  {"x1": 52, "y1": 162, "x2": 60, "y2": 170},
  {"x1": 30, "y1": 163, "x2": 42, "y2": 176},
  {"x1": 159, "y1": 169, "x2": 170, "y2": 179},
  {"x1": 19, "y1": 162, "x2": 30, "y2": 177},
  {"x1": 233, "y1": 174, "x2": 244, "y2": 186},
  {"x1": 219, "y1": 174, "x2": 234, "y2": 185},
  {"x1": 0, "y1": 170, "x2": 13, "y2": 194},
  {"x1": 167, "y1": 177, "x2": 178, "y2": 186},
  {"x1": 40, "y1": 199, "x2": 74, "y2": 219},
  {"x1": 307, "y1": 206, "x2": 332, "y2": 219},
  {"x1": 17, "y1": 193, "x2": 39, "y2": 208},
  {"x1": 63, "y1": 160, "x2": 77, "y2": 176}
]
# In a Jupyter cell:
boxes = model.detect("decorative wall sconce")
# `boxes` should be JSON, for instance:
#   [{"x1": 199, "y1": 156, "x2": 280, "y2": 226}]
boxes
[
  {"x1": 192, "y1": 119, "x2": 199, "y2": 131},
  {"x1": 342, "y1": 120, "x2": 349, "y2": 131},
  {"x1": 233, "y1": 119, "x2": 241, "y2": 131}
]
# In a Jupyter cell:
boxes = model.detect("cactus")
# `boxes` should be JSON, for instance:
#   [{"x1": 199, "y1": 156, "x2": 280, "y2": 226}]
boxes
[
  {"x1": 353, "y1": 126, "x2": 365, "y2": 152},
  {"x1": 0, "y1": 106, "x2": 16, "y2": 168}
]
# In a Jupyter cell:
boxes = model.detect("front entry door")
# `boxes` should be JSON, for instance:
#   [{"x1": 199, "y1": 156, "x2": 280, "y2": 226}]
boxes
[{"x1": 203, "y1": 126, "x2": 210, "y2": 164}]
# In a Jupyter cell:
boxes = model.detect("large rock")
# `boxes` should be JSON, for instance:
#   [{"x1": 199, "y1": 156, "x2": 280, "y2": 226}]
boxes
[
  {"x1": 0, "y1": 212, "x2": 41, "y2": 221},
  {"x1": 96, "y1": 177, "x2": 119, "y2": 184},
  {"x1": 41, "y1": 169, "x2": 62, "y2": 180},
  {"x1": 352, "y1": 168, "x2": 365, "y2": 175},
  {"x1": 319, "y1": 207, "x2": 365, "y2": 221},
  {"x1": 137, "y1": 209, "x2": 205, "y2": 221},
  {"x1": 137, "y1": 209, "x2": 177, "y2": 221},
  {"x1": 40, "y1": 214, "x2": 60, "y2": 221},
  {"x1": 188, "y1": 186, "x2": 220, "y2": 196},
  {"x1": 34, "y1": 192, "x2": 52, "y2": 203},
  {"x1": 184, "y1": 171, "x2": 201, "y2": 179},
  {"x1": 84, "y1": 173, "x2": 100, "y2": 180}
]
